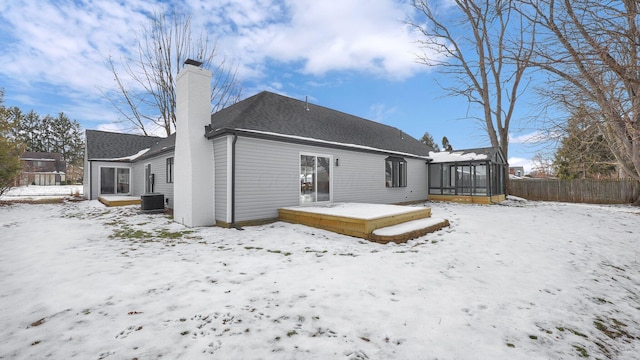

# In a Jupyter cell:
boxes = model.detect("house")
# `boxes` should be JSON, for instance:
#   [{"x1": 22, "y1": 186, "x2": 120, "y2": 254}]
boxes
[
  {"x1": 427, "y1": 147, "x2": 507, "y2": 204},
  {"x1": 18, "y1": 152, "x2": 67, "y2": 186},
  {"x1": 83, "y1": 131, "x2": 173, "y2": 204},
  {"x1": 509, "y1": 166, "x2": 525, "y2": 177},
  {"x1": 84, "y1": 62, "x2": 436, "y2": 227}
]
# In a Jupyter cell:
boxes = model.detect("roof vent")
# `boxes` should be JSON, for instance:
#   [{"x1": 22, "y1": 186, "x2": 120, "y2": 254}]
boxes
[
  {"x1": 184, "y1": 58, "x2": 203, "y2": 67},
  {"x1": 305, "y1": 96, "x2": 310, "y2": 111}
]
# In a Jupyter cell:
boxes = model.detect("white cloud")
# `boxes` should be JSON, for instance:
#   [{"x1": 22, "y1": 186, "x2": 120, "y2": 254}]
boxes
[
  {"x1": 1, "y1": 0, "x2": 430, "y2": 92},
  {"x1": 0, "y1": 0, "x2": 437, "y2": 128},
  {"x1": 509, "y1": 131, "x2": 549, "y2": 144},
  {"x1": 0, "y1": 0, "x2": 152, "y2": 92},
  {"x1": 209, "y1": 0, "x2": 433, "y2": 80},
  {"x1": 368, "y1": 103, "x2": 398, "y2": 123}
]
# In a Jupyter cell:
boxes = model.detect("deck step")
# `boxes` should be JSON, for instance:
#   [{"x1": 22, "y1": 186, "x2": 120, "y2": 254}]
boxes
[
  {"x1": 369, "y1": 217, "x2": 450, "y2": 244},
  {"x1": 98, "y1": 196, "x2": 141, "y2": 207}
]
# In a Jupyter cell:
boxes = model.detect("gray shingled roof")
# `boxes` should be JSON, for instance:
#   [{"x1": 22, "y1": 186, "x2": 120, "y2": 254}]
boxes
[
  {"x1": 137, "y1": 133, "x2": 176, "y2": 161},
  {"x1": 206, "y1": 91, "x2": 432, "y2": 157},
  {"x1": 85, "y1": 130, "x2": 165, "y2": 160}
]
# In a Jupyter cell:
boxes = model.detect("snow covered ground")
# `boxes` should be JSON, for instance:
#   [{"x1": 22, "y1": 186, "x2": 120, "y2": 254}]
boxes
[
  {"x1": 0, "y1": 197, "x2": 639, "y2": 359},
  {"x1": 1, "y1": 185, "x2": 82, "y2": 201}
]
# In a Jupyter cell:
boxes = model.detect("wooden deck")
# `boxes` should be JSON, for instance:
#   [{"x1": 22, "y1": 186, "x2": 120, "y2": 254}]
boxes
[
  {"x1": 98, "y1": 196, "x2": 141, "y2": 207},
  {"x1": 428, "y1": 194, "x2": 506, "y2": 204},
  {"x1": 278, "y1": 203, "x2": 448, "y2": 243}
]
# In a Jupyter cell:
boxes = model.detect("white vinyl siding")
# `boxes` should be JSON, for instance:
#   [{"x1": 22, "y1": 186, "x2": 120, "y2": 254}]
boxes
[
  {"x1": 213, "y1": 137, "x2": 228, "y2": 223},
  {"x1": 132, "y1": 152, "x2": 175, "y2": 207},
  {"x1": 232, "y1": 136, "x2": 428, "y2": 222}
]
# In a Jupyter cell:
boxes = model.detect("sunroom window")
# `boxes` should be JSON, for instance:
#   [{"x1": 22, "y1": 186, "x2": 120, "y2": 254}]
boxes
[{"x1": 385, "y1": 157, "x2": 407, "y2": 187}]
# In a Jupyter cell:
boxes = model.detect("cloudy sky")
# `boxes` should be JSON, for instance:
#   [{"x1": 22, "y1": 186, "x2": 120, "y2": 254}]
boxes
[{"x1": 0, "y1": 0, "x2": 549, "y2": 171}]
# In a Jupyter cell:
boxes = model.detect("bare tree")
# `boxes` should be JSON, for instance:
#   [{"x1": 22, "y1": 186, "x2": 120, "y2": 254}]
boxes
[
  {"x1": 521, "y1": 0, "x2": 640, "y2": 190},
  {"x1": 530, "y1": 151, "x2": 554, "y2": 178},
  {"x1": 104, "y1": 10, "x2": 241, "y2": 136},
  {"x1": 408, "y1": 0, "x2": 536, "y2": 192}
]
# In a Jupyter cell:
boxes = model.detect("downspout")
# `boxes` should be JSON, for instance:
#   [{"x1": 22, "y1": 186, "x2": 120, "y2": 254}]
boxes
[
  {"x1": 488, "y1": 161, "x2": 494, "y2": 203},
  {"x1": 231, "y1": 133, "x2": 244, "y2": 230},
  {"x1": 89, "y1": 161, "x2": 92, "y2": 200}
]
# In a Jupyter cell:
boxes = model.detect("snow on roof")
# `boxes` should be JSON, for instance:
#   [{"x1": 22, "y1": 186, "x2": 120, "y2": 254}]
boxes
[
  {"x1": 428, "y1": 150, "x2": 488, "y2": 163},
  {"x1": 237, "y1": 128, "x2": 431, "y2": 159},
  {"x1": 91, "y1": 148, "x2": 150, "y2": 162}
]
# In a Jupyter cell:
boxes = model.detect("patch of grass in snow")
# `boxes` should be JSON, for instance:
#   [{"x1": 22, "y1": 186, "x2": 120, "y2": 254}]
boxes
[
  {"x1": 557, "y1": 326, "x2": 588, "y2": 338},
  {"x1": 103, "y1": 219, "x2": 124, "y2": 226},
  {"x1": 29, "y1": 318, "x2": 45, "y2": 327},
  {"x1": 573, "y1": 345, "x2": 589, "y2": 357},
  {"x1": 267, "y1": 249, "x2": 292, "y2": 256},
  {"x1": 107, "y1": 222, "x2": 200, "y2": 242},
  {"x1": 602, "y1": 262, "x2": 626, "y2": 272},
  {"x1": 594, "y1": 317, "x2": 634, "y2": 340},
  {"x1": 304, "y1": 248, "x2": 327, "y2": 256},
  {"x1": 110, "y1": 227, "x2": 152, "y2": 240},
  {"x1": 156, "y1": 229, "x2": 197, "y2": 240}
]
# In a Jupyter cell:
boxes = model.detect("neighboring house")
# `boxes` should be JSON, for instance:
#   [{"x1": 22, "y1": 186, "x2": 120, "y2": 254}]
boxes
[
  {"x1": 427, "y1": 147, "x2": 507, "y2": 204},
  {"x1": 85, "y1": 62, "x2": 435, "y2": 227},
  {"x1": 509, "y1": 166, "x2": 525, "y2": 177},
  {"x1": 18, "y1": 152, "x2": 66, "y2": 186}
]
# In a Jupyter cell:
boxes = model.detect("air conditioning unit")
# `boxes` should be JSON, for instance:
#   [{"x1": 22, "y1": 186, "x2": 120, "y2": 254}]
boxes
[{"x1": 141, "y1": 193, "x2": 164, "y2": 213}]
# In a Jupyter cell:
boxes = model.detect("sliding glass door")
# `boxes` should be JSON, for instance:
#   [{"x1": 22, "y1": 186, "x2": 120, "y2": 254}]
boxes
[
  {"x1": 300, "y1": 154, "x2": 331, "y2": 204},
  {"x1": 100, "y1": 167, "x2": 130, "y2": 195}
]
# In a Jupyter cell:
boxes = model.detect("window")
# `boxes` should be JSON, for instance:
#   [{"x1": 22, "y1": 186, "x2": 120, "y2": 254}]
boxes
[
  {"x1": 385, "y1": 157, "x2": 407, "y2": 187},
  {"x1": 166, "y1": 157, "x2": 174, "y2": 183},
  {"x1": 100, "y1": 167, "x2": 130, "y2": 194}
]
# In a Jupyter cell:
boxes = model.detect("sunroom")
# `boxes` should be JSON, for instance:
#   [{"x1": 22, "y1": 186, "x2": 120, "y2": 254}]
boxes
[{"x1": 428, "y1": 147, "x2": 507, "y2": 204}]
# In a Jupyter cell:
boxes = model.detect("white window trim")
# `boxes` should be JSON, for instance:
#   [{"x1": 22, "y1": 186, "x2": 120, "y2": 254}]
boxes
[
  {"x1": 299, "y1": 152, "x2": 333, "y2": 205},
  {"x1": 98, "y1": 165, "x2": 132, "y2": 195}
]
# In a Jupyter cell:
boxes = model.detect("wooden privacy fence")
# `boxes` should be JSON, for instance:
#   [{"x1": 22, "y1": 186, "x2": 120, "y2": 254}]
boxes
[{"x1": 510, "y1": 179, "x2": 640, "y2": 204}]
